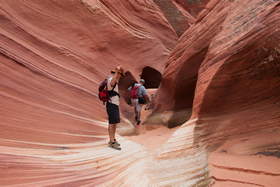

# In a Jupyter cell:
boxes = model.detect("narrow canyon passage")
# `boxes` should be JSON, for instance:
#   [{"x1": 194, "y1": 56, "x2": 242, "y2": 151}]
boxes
[
  {"x1": 122, "y1": 104, "x2": 179, "y2": 151},
  {"x1": 1, "y1": 0, "x2": 280, "y2": 186}
]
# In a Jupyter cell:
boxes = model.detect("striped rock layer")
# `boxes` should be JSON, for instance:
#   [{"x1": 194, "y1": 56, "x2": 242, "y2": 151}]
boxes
[
  {"x1": 1, "y1": 0, "x2": 280, "y2": 187},
  {"x1": 0, "y1": 0, "x2": 180, "y2": 186},
  {"x1": 154, "y1": 0, "x2": 280, "y2": 186}
]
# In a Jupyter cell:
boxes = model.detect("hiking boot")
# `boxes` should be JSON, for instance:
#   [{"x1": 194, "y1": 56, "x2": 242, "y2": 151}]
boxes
[
  {"x1": 113, "y1": 139, "x2": 120, "y2": 146},
  {"x1": 108, "y1": 141, "x2": 121, "y2": 150},
  {"x1": 136, "y1": 120, "x2": 141, "y2": 125},
  {"x1": 108, "y1": 140, "x2": 120, "y2": 146}
]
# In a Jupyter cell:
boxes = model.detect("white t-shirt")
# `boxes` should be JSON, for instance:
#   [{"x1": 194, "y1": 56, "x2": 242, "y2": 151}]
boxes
[{"x1": 107, "y1": 76, "x2": 119, "y2": 106}]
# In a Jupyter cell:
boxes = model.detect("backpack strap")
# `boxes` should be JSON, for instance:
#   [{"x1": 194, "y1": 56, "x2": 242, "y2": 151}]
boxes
[
  {"x1": 108, "y1": 82, "x2": 120, "y2": 98},
  {"x1": 104, "y1": 79, "x2": 108, "y2": 90},
  {"x1": 111, "y1": 83, "x2": 117, "y2": 91}
]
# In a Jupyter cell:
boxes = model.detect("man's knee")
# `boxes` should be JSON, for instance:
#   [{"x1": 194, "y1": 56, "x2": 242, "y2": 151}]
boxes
[
  {"x1": 137, "y1": 105, "x2": 142, "y2": 112},
  {"x1": 109, "y1": 124, "x2": 116, "y2": 128}
]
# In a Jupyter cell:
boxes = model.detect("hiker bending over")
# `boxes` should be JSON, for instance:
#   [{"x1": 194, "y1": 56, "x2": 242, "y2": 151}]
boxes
[
  {"x1": 99, "y1": 66, "x2": 124, "y2": 150},
  {"x1": 128, "y1": 79, "x2": 150, "y2": 125}
]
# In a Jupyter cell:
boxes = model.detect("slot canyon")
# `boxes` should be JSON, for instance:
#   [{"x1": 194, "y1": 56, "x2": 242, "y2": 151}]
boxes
[{"x1": 1, "y1": 0, "x2": 280, "y2": 186}]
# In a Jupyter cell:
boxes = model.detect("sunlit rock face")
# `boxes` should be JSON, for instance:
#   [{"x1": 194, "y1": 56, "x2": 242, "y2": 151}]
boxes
[
  {"x1": 0, "y1": 0, "x2": 178, "y2": 186},
  {"x1": 1, "y1": 0, "x2": 280, "y2": 186},
  {"x1": 155, "y1": 0, "x2": 280, "y2": 186}
]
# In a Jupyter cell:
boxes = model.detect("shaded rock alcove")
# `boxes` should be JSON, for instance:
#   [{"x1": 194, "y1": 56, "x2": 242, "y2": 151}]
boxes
[
  {"x1": 149, "y1": 46, "x2": 209, "y2": 128},
  {"x1": 140, "y1": 66, "x2": 162, "y2": 89},
  {"x1": 169, "y1": 47, "x2": 209, "y2": 127}
]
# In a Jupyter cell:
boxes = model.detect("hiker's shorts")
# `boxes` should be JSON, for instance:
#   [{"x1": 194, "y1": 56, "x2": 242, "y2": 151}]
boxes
[
  {"x1": 106, "y1": 102, "x2": 120, "y2": 124},
  {"x1": 131, "y1": 99, "x2": 142, "y2": 113}
]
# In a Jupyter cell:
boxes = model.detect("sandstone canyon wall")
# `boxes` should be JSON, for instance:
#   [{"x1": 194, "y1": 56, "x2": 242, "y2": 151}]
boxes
[
  {"x1": 1, "y1": 0, "x2": 280, "y2": 186},
  {"x1": 154, "y1": 0, "x2": 280, "y2": 186},
  {"x1": 0, "y1": 0, "x2": 180, "y2": 186}
]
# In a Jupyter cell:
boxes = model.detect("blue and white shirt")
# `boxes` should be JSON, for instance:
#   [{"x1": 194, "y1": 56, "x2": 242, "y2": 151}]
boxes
[{"x1": 128, "y1": 83, "x2": 147, "y2": 98}]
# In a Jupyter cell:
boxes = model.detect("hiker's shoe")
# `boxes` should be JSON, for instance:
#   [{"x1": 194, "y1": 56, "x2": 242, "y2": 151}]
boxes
[
  {"x1": 108, "y1": 140, "x2": 120, "y2": 146},
  {"x1": 113, "y1": 139, "x2": 120, "y2": 146},
  {"x1": 108, "y1": 141, "x2": 121, "y2": 150},
  {"x1": 136, "y1": 120, "x2": 141, "y2": 125}
]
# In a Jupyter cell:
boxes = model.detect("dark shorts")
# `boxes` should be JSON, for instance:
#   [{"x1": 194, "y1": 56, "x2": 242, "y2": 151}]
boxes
[
  {"x1": 138, "y1": 97, "x2": 147, "y2": 104},
  {"x1": 106, "y1": 102, "x2": 120, "y2": 124}
]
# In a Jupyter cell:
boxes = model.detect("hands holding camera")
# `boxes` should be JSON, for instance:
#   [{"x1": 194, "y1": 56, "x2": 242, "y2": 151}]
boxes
[{"x1": 116, "y1": 66, "x2": 125, "y2": 77}]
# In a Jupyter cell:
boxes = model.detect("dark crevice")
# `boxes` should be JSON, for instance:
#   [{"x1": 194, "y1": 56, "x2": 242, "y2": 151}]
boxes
[
  {"x1": 255, "y1": 147, "x2": 280, "y2": 158},
  {"x1": 167, "y1": 46, "x2": 209, "y2": 127},
  {"x1": 140, "y1": 66, "x2": 162, "y2": 89}
]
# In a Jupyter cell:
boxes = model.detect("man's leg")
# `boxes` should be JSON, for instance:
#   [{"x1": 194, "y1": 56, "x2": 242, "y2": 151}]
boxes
[
  {"x1": 108, "y1": 124, "x2": 120, "y2": 149},
  {"x1": 106, "y1": 103, "x2": 116, "y2": 142},
  {"x1": 131, "y1": 99, "x2": 138, "y2": 121},
  {"x1": 136, "y1": 102, "x2": 142, "y2": 124},
  {"x1": 106, "y1": 102, "x2": 120, "y2": 149},
  {"x1": 108, "y1": 124, "x2": 116, "y2": 142}
]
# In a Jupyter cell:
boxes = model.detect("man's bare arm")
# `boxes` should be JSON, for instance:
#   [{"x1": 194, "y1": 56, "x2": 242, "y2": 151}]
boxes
[
  {"x1": 110, "y1": 66, "x2": 123, "y2": 87},
  {"x1": 110, "y1": 72, "x2": 121, "y2": 87}
]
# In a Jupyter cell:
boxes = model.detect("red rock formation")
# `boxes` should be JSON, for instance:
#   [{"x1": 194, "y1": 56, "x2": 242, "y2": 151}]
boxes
[
  {"x1": 0, "y1": 0, "x2": 178, "y2": 186},
  {"x1": 153, "y1": 0, "x2": 212, "y2": 36},
  {"x1": 153, "y1": 0, "x2": 193, "y2": 36},
  {"x1": 1, "y1": 0, "x2": 280, "y2": 186},
  {"x1": 155, "y1": 0, "x2": 280, "y2": 186},
  {"x1": 153, "y1": 0, "x2": 211, "y2": 37},
  {"x1": 172, "y1": 0, "x2": 211, "y2": 17}
]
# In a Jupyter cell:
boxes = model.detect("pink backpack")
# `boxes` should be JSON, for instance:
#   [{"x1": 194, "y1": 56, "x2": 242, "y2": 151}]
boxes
[{"x1": 130, "y1": 86, "x2": 140, "y2": 99}]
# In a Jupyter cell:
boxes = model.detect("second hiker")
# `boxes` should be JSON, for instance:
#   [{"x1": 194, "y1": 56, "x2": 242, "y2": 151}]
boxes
[{"x1": 128, "y1": 79, "x2": 150, "y2": 125}]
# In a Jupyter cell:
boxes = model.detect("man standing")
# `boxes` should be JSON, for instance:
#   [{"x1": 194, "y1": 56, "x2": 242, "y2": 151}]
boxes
[
  {"x1": 106, "y1": 66, "x2": 124, "y2": 150},
  {"x1": 128, "y1": 79, "x2": 150, "y2": 125}
]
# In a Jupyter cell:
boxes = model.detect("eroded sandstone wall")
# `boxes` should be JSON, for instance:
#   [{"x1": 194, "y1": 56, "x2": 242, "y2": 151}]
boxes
[
  {"x1": 154, "y1": 0, "x2": 280, "y2": 185},
  {"x1": 0, "y1": 0, "x2": 178, "y2": 186},
  {"x1": 1, "y1": 0, "x2": 279, "y2": 186},
  {"x1": 155, "y1": 0, "x2": 280, "y2": 127}
]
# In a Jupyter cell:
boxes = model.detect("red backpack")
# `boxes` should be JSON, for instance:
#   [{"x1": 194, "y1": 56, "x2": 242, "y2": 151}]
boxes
[
  {"x1": 98, "y1": 79, "x2": 109, "y2": 104},
  {"x1": 130, "y1": 85, "x2": 140, "y2": 99}
]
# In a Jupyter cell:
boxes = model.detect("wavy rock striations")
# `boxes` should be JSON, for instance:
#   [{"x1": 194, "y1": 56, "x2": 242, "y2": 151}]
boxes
[
  {"x1": 155, "y1": 0, "x2": 280, "y2": 186},
  {"x1": 0, "y1": 0, "x2": 179, "y2": 186},
  {"x1": 1, "y1": 0, "x2": 280, "y2": 186}
]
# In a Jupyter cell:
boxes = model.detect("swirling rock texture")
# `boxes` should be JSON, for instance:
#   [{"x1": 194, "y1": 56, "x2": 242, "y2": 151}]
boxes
[
  {"x1": 154, "y1": 0, "x2": 280, "y2": 186},
  {"x1": 0, "y1": 0, "x2": 178, "y2": 186},
  {"x1": 1, "y1": 0, "x2": 280, "y2": 187}
]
